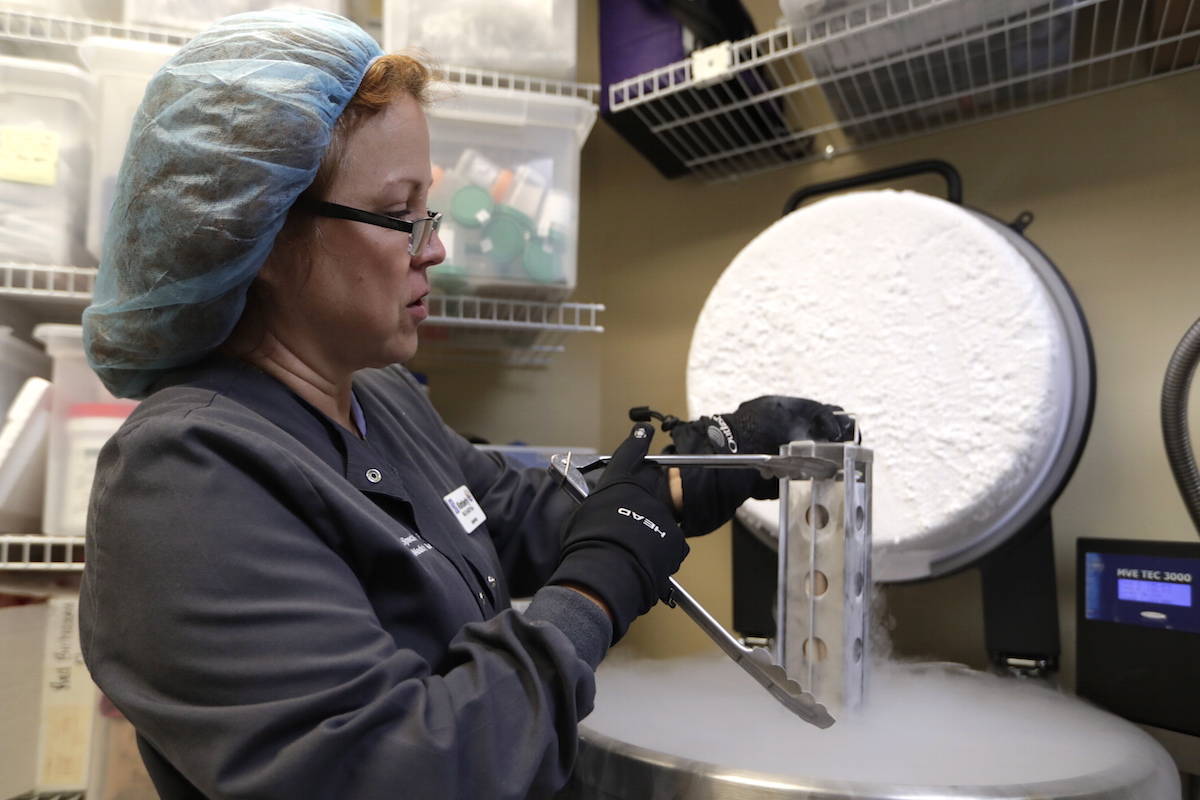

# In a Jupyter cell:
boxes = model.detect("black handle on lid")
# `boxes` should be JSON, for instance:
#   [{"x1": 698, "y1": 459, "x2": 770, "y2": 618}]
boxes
[{"x1": 782, "y1": 159, "x2": 963, "y2": 216}]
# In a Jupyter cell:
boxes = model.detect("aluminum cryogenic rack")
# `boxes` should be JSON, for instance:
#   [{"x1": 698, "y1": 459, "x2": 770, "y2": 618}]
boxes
[
  {"x1": 608, "y1": 0, "x2": 1200, "y2": 182},
  {"x1": 0, "y1": 535, "x2": 85, "y2": 571}
]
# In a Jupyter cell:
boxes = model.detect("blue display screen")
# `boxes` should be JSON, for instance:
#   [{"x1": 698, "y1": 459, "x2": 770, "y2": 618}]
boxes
[
  {"x1": 1117, "y1": 578, "x2": 1191, "y2": 607},
  {"x1": 1085, "y1": 552, "x2": 1200, "y2": 633}
]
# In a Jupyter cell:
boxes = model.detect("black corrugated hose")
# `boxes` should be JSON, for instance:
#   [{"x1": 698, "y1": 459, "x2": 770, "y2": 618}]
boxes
[{"x1": 1162, "y1": 315, "x2": 1200, "y2": 536}]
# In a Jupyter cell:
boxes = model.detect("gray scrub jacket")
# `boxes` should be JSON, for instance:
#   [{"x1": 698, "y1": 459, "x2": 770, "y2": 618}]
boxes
[{"x1": 79, "y1": 356, "x2": 613, "y2": 799}]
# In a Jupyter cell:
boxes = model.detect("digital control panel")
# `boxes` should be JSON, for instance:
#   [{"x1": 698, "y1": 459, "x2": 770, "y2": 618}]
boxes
[
  {"x1": 1083, "y1": 550, "x2": 1200, "y2": 633},
  {"x1": 1077, "y1": 538, "x2": 1200, "y2": 738}
]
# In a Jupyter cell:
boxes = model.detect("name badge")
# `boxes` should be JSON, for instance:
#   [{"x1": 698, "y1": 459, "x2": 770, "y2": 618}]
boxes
[{"x1": 443, "y1": 485, "x2": 485, "y2": 534}]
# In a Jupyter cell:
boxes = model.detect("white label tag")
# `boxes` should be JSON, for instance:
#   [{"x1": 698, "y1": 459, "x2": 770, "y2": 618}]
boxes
[{"x1": 443, "y1": 485, "x2": 485, "y2": 533}]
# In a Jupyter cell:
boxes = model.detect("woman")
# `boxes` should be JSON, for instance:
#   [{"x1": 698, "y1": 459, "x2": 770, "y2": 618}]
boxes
[{"x1": 80, "y1": 10, "x2": 848, "y2": 799}]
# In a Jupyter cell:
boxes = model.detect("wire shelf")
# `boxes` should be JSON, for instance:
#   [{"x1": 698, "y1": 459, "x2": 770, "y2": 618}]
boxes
[
  {"x1": 426, "y1": 295, "x2": 604, "y2": 332},
  {"x1": 0, "y1": 263, "x2": 96, "y2": 301},
  {"x1": 608, "y1": 0, "x2": 1200, "y2": 182},
  {"x1": 0, "y1": 535, "x2": 86, "y2": 571},
  {"x1": 0, "y1": 9, "x2": 600, "y2": 102},
  {"x1": 420, "y1": 295, "x2": 604, "y2": 366},
  {"x1": 0, "y1": 7, "x2": 192, "y2": 46},
  {"x1": 436, "y1": 64, "x2": 599, "y2": 103},
  {"x1": 0, "y1": 266, "x2": 604, "y2": 361}
]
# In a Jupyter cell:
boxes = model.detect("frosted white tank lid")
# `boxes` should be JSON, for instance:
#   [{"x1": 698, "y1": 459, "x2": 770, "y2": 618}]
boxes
[{"x1": 686, "y1": 190, "x2": 1071, "y2": 578}]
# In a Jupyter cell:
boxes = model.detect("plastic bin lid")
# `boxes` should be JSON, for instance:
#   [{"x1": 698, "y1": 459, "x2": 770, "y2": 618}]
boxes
[
  {"x1": 480, "y1": 213, "x2": 527, "y2": 264},
  {"x1": 522, "y1": 239, "x2": 560, "y2": 283},
  {"x1": 31, "y1": 323, "x2": 84, "y2": 356},
  {"x1": 450, "y1": 185, "x2": 495, "y2": 228},
  {"x1": 78, "y1": 37, "x2": 179, "y2": 76},
  {"x1": 0, "y1": 328, "x2": 49, "y2": 375},
  {"x1": 0, "y1": 55, "x2": 94, "y2": 105},
  {"x1": 429, "y1": 82, "x2": 598, "y2": 147}
]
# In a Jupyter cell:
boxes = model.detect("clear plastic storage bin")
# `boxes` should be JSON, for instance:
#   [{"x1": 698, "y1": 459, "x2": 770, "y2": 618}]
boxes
[
  {"x1": 2, "y1": 0, "x2": 122, "y2": 21},
  {"x1": 0, "y1": 327, "x2": 49, "y2": 419},
  {"x1": 31, "y1": 325, "x2": 135, "y2": 537},
  {"x1": 0, "y1": 57, "x2": 94, "y2": 268},
  {"x1": 425, "y1": 84, "x2": 595, "y2": 300},
  {"x1": 79, "y1": 38, "x2": 180, "y2": 261},
  {"x1": 124, "y1": 0, "x2": 346, "y2": 31},
  {"x1": 783, "y1": 0, "x2": 1076, "y2": 134},
  {"x1": 383, "y1": 0, "x2": 578, "y2": 80}
]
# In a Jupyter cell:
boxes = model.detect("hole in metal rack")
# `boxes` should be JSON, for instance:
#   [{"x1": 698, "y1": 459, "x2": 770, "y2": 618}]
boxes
[
  {"x1": 854, "y1": 571, "x2": 865, "y2": 598},
  {"x1": 803, "y1": 637, "x2": 829, "y2": 662},
  {"x1": 805, "y1": 503, "x2": 830, "y2": 529},
  {"x1": 806, "y1": 570, "x2": 830, "y2": 597},
  {"x1": 853, "y1": 637, "x2": 864, "y2": 663},
  {"x1": 855, "y1": 505, "x2": 865, "y2": 531}
]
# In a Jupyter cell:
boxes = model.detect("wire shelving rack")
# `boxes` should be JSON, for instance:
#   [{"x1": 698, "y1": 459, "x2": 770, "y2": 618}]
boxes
[
  {"x1": 0, "y1": 535, "x2": 85, "y2": 571},
  {"x1": 608, "y1": 0, "x2": 1200, "y2": 182}
]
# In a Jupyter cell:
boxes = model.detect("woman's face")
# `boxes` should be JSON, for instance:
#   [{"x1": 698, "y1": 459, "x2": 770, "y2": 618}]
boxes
[{"x1": 288, "y1": 94, "x2": 445, "y2": 371}]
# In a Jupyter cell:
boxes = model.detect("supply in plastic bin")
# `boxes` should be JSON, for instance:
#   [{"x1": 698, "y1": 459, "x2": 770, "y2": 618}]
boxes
[
  {"x1": 479, "y1": 205, "x2": 532, "y2": 267},
  {"x1": 450, "y1": 185, "x2": 495, "y2": 228},
  {"x1": 0, "y1": 327, "x2": 50, "y2": 420},
  {"x1": 124, "y1": 0, "x2": 347, "y2": 31},
  {"x1": 383, "y1": 0, "x2": 578, "y2": 80},
  {"x1": 0, "y1": 57, "x2": 94, "y2": 267},
  {"x1": 503, "y1": 165, "x2": 548, "y2": 220},
  {"x1": 60, "y1": 404, "x2": 134, "y2": 537},
  {"x1": 33, "y1": 324, "x2": 133, "y2": 536},
  {"x1": 522, "y1": 235, "x2": 561, "y2": 284},
  {"x1": 456, "y1": 149, "x2": 504, "y2": 192},
  {"x1": 0, "y1": 377, "x2": 50, "y2": 533}
]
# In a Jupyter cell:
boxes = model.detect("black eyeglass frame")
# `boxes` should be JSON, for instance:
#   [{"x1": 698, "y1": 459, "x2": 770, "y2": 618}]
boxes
[{"x1": 302, "y1": 199, "x2": 442, "y2": 256}]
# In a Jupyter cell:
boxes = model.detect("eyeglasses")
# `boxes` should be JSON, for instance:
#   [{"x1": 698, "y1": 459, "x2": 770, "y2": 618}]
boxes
[{"x1": 303, "y1": 200, "x2": 442, "y2": 256}]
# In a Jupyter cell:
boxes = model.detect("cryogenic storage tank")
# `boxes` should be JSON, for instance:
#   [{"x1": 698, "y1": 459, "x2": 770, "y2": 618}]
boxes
[
  {"x1": 559, "y1": 656, "x2": 1178, "y2": 799},
  {"x1": 557, "y1": 165, "x2": 1179, "y2": 798}
]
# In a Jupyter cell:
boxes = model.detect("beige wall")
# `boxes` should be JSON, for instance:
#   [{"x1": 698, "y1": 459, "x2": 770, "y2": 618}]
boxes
[{"x1": 426, "y1": 3, "x2": 1200, "y2": 685}]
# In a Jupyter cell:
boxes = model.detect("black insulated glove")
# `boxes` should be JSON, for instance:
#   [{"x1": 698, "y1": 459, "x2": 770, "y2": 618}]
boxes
[
  {"x1": 667, "y1": 395, "x2": 852, "y2": 536},
  {"x1": 549, "y1": 423, "x2": 689, "y2": 644}
]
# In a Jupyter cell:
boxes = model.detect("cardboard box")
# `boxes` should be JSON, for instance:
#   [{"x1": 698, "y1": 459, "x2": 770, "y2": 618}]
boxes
[
  {"x1": 0, "y1": 598, "x2": 45, "y2": 799},
  {"x1": 36, "y1": 593, "x2": 98, "y2": 792},
  {"x1": 0, "y1": 585, "x2": 98, "y2": 797}
]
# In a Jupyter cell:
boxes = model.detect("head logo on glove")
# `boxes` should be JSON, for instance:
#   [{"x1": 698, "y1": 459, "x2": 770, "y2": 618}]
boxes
[
  {"x1": 618, "y1": 507, "x2": 669, "y2": 538},
  {"x1": 707, "y1": 415, "x2": 738, "y2": 453}
]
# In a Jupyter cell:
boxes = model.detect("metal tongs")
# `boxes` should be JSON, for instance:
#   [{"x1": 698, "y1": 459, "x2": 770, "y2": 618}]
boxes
[{"x1": 548, "y1": 451, "x2": 838, "y2": 729}]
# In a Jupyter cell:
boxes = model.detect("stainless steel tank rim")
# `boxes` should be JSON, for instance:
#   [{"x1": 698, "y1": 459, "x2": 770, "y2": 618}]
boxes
[{"x1": 572, "y1": 723, "x2": 1162, "y2": 800}]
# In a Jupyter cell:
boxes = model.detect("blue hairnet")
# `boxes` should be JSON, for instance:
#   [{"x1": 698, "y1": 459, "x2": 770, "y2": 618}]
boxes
[{"x1": 82, "y1": 8, "x2": 383, "y2": 399}]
